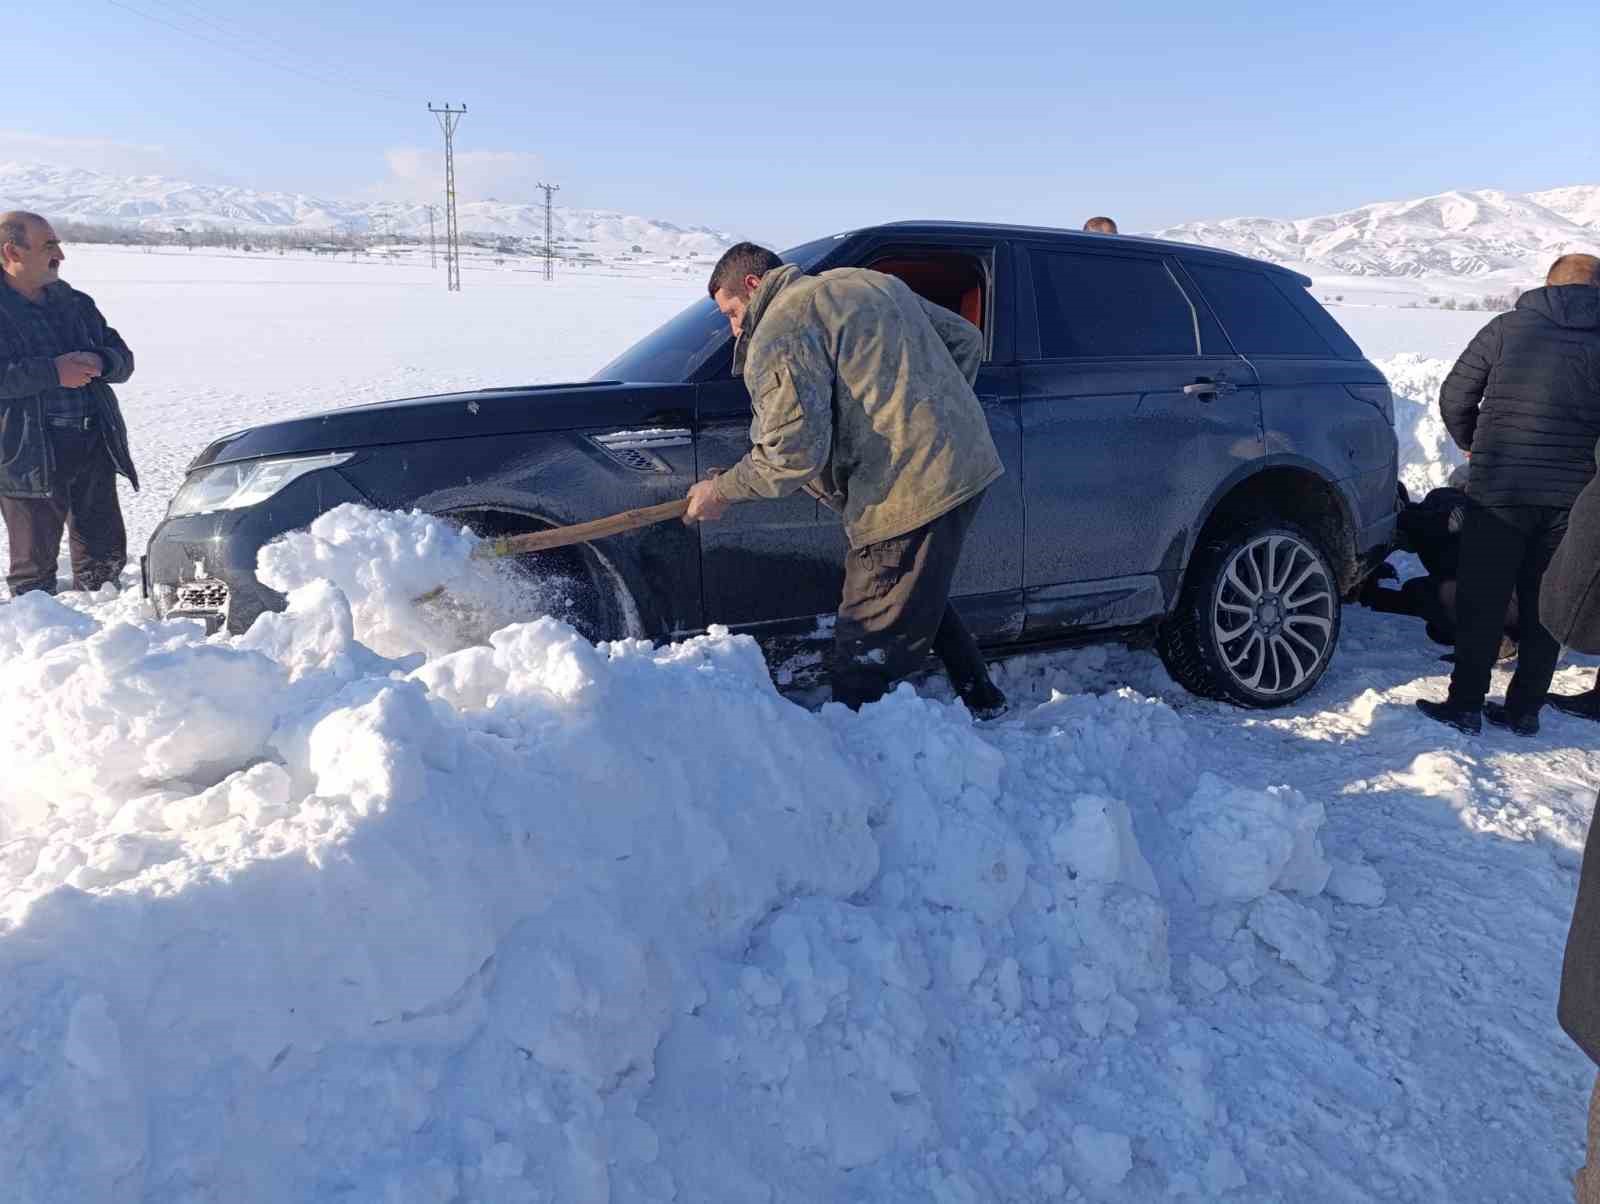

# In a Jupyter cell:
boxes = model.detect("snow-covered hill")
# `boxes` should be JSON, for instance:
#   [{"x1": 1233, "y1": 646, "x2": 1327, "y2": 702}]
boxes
[
  {"x1": 0, "y1": 162, "x2": 733, "y2": 258},
  {"x1": 9, "y1": 161, "x2": 1598, "y2": 280},
  {"x1": 1155, "y1": 185, "x2": 1600, "y2": 278}
]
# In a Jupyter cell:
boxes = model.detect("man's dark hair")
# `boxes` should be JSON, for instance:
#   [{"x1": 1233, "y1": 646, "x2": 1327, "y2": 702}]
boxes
[
  {"x1": 707, "y1": 242, "x2": 783, "y2": 298},
  {"x1": 1083, "y1": 216, "x2": 1118, "y2": 235},
  {"x1": 0, "y1": 210, "x2": 46, "y2": 250},
  {"x1": 1548, "y1": 253, "x2": 1600, "y2": 287}
]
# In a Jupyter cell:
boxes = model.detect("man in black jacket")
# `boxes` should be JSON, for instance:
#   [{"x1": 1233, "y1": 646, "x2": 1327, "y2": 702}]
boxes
[
  {"x1": 1417, "y1": 253, "x2": 1600, "y2": 736},
  {"x1": 0, "y1": 212, "x2": 139, "y2": 596}
]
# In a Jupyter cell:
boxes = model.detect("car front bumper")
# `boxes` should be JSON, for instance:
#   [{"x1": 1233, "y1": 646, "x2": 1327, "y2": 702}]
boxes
[{"x1": 145, "y1": 467, "x2": 374, "y2": 635}]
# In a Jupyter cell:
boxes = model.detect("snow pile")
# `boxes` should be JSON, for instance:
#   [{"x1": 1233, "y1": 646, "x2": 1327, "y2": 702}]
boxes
[
  {"x1": 1379, "y1": 352, "x2": 1466, "y2": 497},
  {"x1": 0, "y1": 508, "x2": 1397, "y2": 1201},
  {"x1": 257, "y1": 503, "x2": 609, "y2": 661}
]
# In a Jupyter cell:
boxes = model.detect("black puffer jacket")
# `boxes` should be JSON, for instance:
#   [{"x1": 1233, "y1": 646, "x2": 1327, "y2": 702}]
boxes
[{"x1": 1439, "y1": 285, "x2": 1600, "y2": 509}]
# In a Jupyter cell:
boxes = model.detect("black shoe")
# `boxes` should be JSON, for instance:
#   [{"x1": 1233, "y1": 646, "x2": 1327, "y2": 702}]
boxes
[
  {"x1": 1484, "y1": 700, "x2": 1539, "y2": 737},
  {"x1": 1549, "y1": 690, "x2": 1600, "y2": 721},
  {"x1": 1415, "y1": 698, "x2": 1482, "y2": 734},
  {"x1": 960, "y1": 681, "x2": 1008, "y2": 721}
]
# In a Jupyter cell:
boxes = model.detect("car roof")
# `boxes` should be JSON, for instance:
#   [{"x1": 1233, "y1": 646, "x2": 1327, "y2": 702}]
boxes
[{"x1": 850, "y1": 220, "x2": 1314, "y2": 287}]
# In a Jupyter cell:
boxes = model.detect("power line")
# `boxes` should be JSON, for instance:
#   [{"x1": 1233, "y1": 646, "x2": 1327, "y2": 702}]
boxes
[
  {"x1": 104, "y1": 0, "x2": 415, "y2": 104},
  {"x1": 429, "y1": 105, "x2": 467, "y2": 292},
  {"x1": 139, "y1": 0, "x2": 358, "y2": 78},
  {"x1": 536, "y1": 182, "x2": 560, "y2": 281}
]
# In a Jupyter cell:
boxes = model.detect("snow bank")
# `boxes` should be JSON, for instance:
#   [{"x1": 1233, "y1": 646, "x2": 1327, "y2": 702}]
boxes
[
  {"x1": 0, "y1": 509, "x2": 1390, "y2": 1201},
  {"x1": 1378, "y1": 353, "x2": 1466, "y2": 498}
]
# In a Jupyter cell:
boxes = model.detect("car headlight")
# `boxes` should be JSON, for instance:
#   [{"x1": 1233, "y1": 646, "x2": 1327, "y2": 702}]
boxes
[{"x1": 167, "y1": 452, "x2": 354, "y2": 518}]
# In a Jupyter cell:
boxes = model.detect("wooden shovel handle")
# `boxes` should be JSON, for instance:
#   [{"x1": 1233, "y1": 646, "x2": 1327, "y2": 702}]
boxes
[{"x1": 476, "y1": 497, "x2": 690, "y2": 558}]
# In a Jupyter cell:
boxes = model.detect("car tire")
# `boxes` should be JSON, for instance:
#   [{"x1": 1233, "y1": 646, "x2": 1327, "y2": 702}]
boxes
[
  {"x1": 446, "y1": 510, "x2": 629, "y2": 644},
  {"x1": 1158, "y1": 518, "x2": 1342, "y2": 708},
  {"x1": 505, "y1": 547, "x2": 628, "y2": 643}
]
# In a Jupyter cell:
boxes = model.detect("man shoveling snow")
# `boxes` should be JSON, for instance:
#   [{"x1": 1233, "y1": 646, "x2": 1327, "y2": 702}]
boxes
[{"x1": 686, "y1": 242, "x2": 1008, "y2": 716}]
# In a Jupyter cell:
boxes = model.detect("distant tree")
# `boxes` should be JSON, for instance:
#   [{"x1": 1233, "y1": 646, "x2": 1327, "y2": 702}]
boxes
[
  {"x1": 1335, "y1": 295, "x2": 1344, "y2": 302},
  {"x1": 631, "y1": 244, "x2": 643, "y2": 253},
  {"x1": 1443, "y1": 298, "x2": 1458, "y2": 310}
]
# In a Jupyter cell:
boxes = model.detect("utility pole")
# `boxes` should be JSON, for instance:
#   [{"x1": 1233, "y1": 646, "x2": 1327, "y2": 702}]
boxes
[
  {"x1": 536, "y1": 181, "x2": 559, "y2": 281},
  {"x1": 424, "y1": 204, "x2": 438, "y2": 269},
  {"x1": 428, "y1": 103, "x2": 467, "y2": 291}
]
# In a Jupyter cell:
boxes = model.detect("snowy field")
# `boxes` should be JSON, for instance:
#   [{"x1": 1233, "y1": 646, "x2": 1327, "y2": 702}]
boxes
[{"x1": 2, "y1": 246, "x2": 1597, "y2": 1202}]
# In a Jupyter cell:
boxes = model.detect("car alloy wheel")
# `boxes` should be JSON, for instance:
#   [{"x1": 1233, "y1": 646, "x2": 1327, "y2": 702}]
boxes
[{"x1": 1210, "y1": 533, "x2": 1336, "y2": 698}]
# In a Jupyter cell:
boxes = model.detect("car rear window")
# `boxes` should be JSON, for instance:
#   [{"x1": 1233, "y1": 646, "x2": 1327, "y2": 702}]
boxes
[
  {"x1": 1184, "y1": 263, "x2": 1341, "y2": 357},
  {"x1": 1030, "y1": 250, "x2": 1196, "y2": 358}
]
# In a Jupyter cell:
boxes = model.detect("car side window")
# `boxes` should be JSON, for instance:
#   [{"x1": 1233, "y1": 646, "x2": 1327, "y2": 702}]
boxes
[
  {"x1": 1184, "y1": 263, "x2": 1335, "y2": 356},
  {"x1": 864, "y1": 247, "x2": 995, "y2": 361},
  {"x1": 1030, "y1": 249, "x2": 1196, "y2": 358}
]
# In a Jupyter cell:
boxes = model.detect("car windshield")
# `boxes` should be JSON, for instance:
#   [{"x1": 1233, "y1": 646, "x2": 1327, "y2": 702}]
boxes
[{"x1": 591, "y1": 235, "x2": 846, "y2": 383}]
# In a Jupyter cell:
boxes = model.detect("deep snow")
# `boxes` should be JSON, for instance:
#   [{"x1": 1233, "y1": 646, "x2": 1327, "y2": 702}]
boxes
[{"x1": 0, "y1": 246, "x2": 1595, "y2": 1202}]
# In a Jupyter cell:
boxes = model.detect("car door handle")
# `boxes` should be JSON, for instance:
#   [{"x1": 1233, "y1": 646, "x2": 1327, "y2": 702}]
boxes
[{"x1": 1183, "y1": 380, "x2": 1238, "y2": 398}]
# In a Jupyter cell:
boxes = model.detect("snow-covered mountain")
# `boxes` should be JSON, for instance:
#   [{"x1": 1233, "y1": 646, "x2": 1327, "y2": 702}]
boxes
[
  {"x1": 6, "y1": 160, "x2": 1598, "y2": 278},
  {"x1": 0, "y1": 162, "x2": 733, "y2": 258},
  {"x1": 1154, "y1": 186, "x2": 1600, "y2": 278}
]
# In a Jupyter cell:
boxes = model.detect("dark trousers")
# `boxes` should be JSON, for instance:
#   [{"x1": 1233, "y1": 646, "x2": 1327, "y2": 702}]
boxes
[
  {"x1": 1448, "y1": 503, "x2": 1566, "y2": 714},
  {"x1": 832, "y1": 493, "x2": 995, "y2": 709},
  {"x1": 0, "y1": 428, "x2": 128, "y2": 597}
]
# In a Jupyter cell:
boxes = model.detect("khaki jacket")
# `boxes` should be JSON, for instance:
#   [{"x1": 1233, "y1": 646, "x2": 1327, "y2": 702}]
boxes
[{"x1": 712, "y1": 265, "x2": 1003, "y2": 548}]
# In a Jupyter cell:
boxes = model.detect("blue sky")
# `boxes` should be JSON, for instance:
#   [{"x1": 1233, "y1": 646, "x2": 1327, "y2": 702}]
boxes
[{"x1": 20, "y1": 0, "x2": 1600, "y2": 243}]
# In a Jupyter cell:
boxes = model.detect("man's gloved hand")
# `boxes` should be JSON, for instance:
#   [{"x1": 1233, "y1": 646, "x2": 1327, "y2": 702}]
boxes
[{"x1": 55, "y1": 351, "x2": 103, "y2": 388}]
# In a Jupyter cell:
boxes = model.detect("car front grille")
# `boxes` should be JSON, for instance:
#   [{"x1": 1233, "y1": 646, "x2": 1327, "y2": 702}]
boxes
[{"x1": 171, "y1": 579, "x2": 230, "y2": 614}]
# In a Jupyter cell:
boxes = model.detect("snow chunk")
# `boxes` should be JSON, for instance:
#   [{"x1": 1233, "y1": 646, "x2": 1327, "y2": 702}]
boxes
[
  {"x1": 1053, "y1": 793, "x2": 1159, "y2": 896},
  {"x1": 1072, "y1": 1123, "x2": 1133, "y2": 1186},
  {"x1": 1248, "y1": 892, "x2": 1336, "y2": 983},
  {"x1": 1327, "y1": 858, "x2": 1387, "y2": 907},
  {"x1": 1171, "y1": 774, "x2": 1331, "y2": 904}
]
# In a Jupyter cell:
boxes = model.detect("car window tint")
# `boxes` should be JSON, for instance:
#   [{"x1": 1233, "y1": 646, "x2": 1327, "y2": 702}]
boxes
[
  {"x1": 1185, "y1": 263, "x2": 1335, "y2": 356},
  {"x1": 593, "y1": 235, "x2": 842, "y2": 382},
  {"x1": 1030, "y1": 250, "x2": 1197, "y2": 358}
]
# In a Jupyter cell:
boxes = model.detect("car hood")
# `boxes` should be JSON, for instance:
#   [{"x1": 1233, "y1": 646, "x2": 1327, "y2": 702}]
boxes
[{"x1": 188, "y1": 380, "x2": 698, "y2": 469}]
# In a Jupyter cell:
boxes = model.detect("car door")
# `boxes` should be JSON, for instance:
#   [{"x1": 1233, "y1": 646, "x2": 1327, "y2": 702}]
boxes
[
  {"x1": 1016, "y1": 242, "x2": 1263, "y2": 636},
  {"x1": 696, "y1": 239, "x2": 1025, "y2": 643},
  {"x1": 696, "y1": 369, "x2": 844, "y2": 633}
]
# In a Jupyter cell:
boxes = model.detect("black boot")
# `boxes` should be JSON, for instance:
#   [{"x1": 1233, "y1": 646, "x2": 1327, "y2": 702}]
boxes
[
  {"x1": 1548, "y1": 689, "x2": 1600, "y2": 722},
  {"x1": 1484, "y1": 699, "x2": 1539, "y2": 737},
  {"x1": 960, "y1": 679, "x2": 1008, "y2": 721},
  {"x1": 1415, "y1": 698, "x2": 1482, "y2": 734}
]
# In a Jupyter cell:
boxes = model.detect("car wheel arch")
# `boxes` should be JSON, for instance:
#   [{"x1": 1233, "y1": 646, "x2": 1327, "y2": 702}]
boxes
[
  {"x1": 414, "y1": 493, "x2": 647, "y2": 640},
  {"x1": 1184, "y1": 457, "x2": 1360, "y2": 597}
]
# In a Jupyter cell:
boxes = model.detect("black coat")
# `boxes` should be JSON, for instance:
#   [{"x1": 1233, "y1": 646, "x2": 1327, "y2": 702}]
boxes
[
  {"x1": 1439, "y1": 285, "x2": 1600, "y2": 509},
  {"x1": 0, "y1": 280, "x2": 139, "y2": 499},
  {"x1": 1541, "y1": 440, "x2": 1600, "y2": 653},
  {"x1": 1561, "y1": 792, "x2": 1600, "y2": 1067}
]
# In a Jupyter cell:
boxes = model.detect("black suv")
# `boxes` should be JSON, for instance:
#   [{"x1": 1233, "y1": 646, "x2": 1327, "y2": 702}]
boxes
[{"x1": 145, "y1": 223, "x2": 1398, "y2": 707}]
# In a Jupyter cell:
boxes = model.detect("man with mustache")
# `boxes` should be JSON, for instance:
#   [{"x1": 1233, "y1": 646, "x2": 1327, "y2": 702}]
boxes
[{"x1": 0, "y1": 211, "x2": 138, "y2": 597}]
